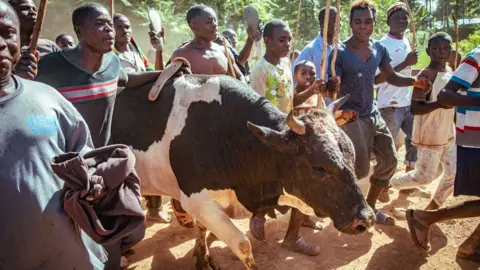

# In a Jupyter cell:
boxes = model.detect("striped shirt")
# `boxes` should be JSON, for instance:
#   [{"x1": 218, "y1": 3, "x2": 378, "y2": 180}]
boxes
[
  {"x1": 450, "y1": 46, "x2": 480, "y2": 148},
  {"x1": 36, "y1": 50, "x2": 127, "y2": 147}
]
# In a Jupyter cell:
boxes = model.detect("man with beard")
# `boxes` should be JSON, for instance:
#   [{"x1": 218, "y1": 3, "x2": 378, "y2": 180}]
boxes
[{"x1": 0, "y1": 1, "x2": 105, "y2": 268}]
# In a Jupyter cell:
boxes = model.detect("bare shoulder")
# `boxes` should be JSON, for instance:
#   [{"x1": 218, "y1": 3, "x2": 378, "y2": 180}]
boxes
[{"x1": 418, "y1": 68, "x2": 436, "y2": 82}]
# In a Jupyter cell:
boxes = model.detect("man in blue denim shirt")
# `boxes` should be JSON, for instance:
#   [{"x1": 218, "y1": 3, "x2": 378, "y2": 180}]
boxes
[{"x1": 329, "y1": 0, "x2": 431, "y2": 225}]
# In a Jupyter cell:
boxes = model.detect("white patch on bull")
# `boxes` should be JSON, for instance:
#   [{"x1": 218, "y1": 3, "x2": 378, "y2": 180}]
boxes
[
  {"x1": 131, "y1": 76, "x2": 222, "y2": 198},
  {"x1": 278, "y1": 188, "x2": 315, "y2": 216}
]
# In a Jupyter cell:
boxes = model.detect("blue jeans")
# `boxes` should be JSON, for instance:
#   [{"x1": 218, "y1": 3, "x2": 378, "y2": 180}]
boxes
[{"x1": 379, "y1": 106, "x2": 417, "y2": 167}]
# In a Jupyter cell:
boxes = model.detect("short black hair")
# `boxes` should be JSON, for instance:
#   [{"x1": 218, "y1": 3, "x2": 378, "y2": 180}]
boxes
[
  {"x1": 55, "y1": 34, "x2": 69, "y2": 43},
  {"x1": 72, "y1": 2, "x2": 106, "y2": 28},
  {"x1": 6, "y1": 0, "x2": 22, "y2": 7},
  {"x1": 263, "y1": 19, "x2": 289, "y2": 39},
  {"x1": 350, "y1": 0, "x2": 377, "y2": 23},
  {"x1": 113, "y1": 13, "x2": 127, "y2": 22},
  {"x1": 318, "y1": 7, "x2": 337, "y2": 25},
  {"x1": 294, "y1": 60, "x2": 316, "y2": 74},
  {"x1": 186, "y1": 4, "x2": 212, "y2": 24},
  {"x1": 427, "y1": 32, "x2": 452, "y2": 49}
]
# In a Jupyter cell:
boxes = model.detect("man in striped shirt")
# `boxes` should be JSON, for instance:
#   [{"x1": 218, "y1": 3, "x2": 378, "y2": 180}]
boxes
[{"x1": 406, "y1": 45, "x2": 480, "y2": 263}]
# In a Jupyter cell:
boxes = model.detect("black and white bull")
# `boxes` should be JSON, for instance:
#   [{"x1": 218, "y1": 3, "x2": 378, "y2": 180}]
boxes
[{"x1": 112, "y1": 75, "x2": 375, "y2": 269}]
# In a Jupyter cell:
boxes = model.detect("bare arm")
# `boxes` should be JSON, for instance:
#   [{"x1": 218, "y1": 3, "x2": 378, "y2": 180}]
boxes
[
  {"x1": 410, "y1": 101, "x2": 445, "y2": 115},
  {"x1": 237, "y1": 26, "x2": 255, "y2": 66},
  {"x1": 294, "y1": 81, "x2": 325, "y2": 106},
  {"x1": 121, "y1": 71, "x2": 161, "y2": 88},
  {"x1": 379, "y1": 62, "x2": 416, "y2": 87},
  {"x1": 375, "y1": 51, "x2": 418, "y2": 84},
  {"x1": 437, "y1": 80, "x2": 480, "y2": 107}
]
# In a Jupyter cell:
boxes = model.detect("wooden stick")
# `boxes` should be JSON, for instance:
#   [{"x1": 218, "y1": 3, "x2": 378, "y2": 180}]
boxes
[
  {"x1": 328, "y1": 0, "x2": 341, "y2": 101},
  {"x1": 223, "y1": 37, "x2": 236, "y2": 78},
  {"x1": 318, "y1": 0, "x2": 331, "y2": 108},
  {"x1": 290, "y1": 0, "x2": 302, "y2": 64},
  {"x1": 109, "y1": 0, "x2": 114, "y2": 18},
  {"x1": 403, "y1": 0, "x2": 416, "y2": 50},
  {"x1": 451, "y1": 12, "x2": 459, "y2": 70},
  {"x1": 29, "y1": 0, "x2": 48, "y2": 54}
]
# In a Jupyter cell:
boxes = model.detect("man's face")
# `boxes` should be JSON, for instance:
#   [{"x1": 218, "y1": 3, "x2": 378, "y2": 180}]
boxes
[
  {"x1": 265, "y1": 26, "x2": 291, "y2": 58},
  {"x1": 191, "y1": 8, "x2": 218, "y2": 42},
  {"x1": 11, "y1": 0, "x2": 36, "y2": 33},
  {"x1": 388, "y1": 10, "x2": 408, "y2": 34},
  {"x1": 0, "y1": 4, "x2": 20, "y2": 80},
  {"x1": 350, "y1": 9, "x2": 375, "y2": 43},
  {"x1": 320, "y1": 10, "x2": 337, "y2": 40},
  {"x1": 77, "y1": 7, "x2": 115, "y2": 54},
  {"x1": 114, "y1": 16, "x2": 132, "y2": 44},
  {"x1": 224, "y1": 31, "x2": 237, "y2": 48},
  {"x1": 294, "y1": 64, "x2": 316, "y2": 89},
  {"x1": 428, "y1": 38, "x2": 452, "y2": 64},
  {"x1": 57, "y1": 35, "x2": 75, "y2": 49}
]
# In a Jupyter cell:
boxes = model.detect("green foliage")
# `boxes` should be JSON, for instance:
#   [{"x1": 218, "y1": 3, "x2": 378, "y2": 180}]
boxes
[{"x1": 458, "y1": 28, "x2": 480, "y2": 55}]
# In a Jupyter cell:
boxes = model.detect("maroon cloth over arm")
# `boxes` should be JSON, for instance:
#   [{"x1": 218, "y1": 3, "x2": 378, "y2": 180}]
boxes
[{"x1": 51, "y1": 144, "x2": 145, "y2": 245}]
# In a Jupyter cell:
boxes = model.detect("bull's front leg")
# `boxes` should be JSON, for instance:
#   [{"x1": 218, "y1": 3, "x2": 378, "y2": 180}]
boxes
[
  {"x1": 193, "y1": 223, "x2": 220, "y2": 270},
  {"x1": 180, "y1": 192, "x2": 257, "y2": 270}
]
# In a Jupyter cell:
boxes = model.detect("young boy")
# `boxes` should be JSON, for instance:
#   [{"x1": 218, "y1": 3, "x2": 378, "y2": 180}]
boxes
[
  {"x1": 406, "y1": 44, "x2": 480, "y2": 262},
  {"x1": 391, "y1": 32, "x2": 456, "y2": 210},
  {"x1": 328, "y1": 0, "x2": 431, "y2": 225},
  {"x1": 293, "y1": 60, "x2": 324, "y2": 116},
  {"x1": 249, "y1": 20, "x2": 331, "y2": 256}
]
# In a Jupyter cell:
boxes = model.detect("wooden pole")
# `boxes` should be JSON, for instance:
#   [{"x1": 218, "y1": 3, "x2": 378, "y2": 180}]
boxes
[
  {"x1": 318, "y1": 0, "x2": 331, "y2": 108},
  {"x1": 403, "y1": 0, "x2": 417, "y2": 50},
  {"x1": 451, "y1": 12, "x2": 459, "y2": 70},
  {"x1": 223, "y1": 37, "x2": 236, "y2": 78},
  {"x1": 328, "y1": 0, "x2": 341, "y2": 101},
  {"x1": 109, "y1": 0, "x2": 114, "y2": 18},
  {"x1": 290, "y1": 0, "x2": 302, "y2": 64},
  {"x1": 29, "y1": 0, "x2": 48, "y2": 54}
]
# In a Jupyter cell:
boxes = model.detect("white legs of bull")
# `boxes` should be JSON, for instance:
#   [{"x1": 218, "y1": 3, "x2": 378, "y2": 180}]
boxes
[{"x1": 181, "y1": 191, "x2": 258, "y2": 270}]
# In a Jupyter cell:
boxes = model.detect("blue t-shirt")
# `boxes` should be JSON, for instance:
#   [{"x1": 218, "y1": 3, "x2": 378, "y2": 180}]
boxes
[{"x1": 329, "y1": 40, "x2": 391, "y2": 117}]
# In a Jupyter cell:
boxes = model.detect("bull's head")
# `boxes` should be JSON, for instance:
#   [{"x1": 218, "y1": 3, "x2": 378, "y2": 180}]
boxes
[{"x1": 247, "y1": 95, "x2": 375, "y2": 235}]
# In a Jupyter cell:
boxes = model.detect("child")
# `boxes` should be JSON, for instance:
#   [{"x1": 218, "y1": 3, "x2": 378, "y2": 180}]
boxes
[
  {"x1": 293, "y1": 60, "x2": 325, "y2": 116},
  {"x1": 390, "y1": 32, "x2": 456, "y2": 210},
  {"x1": 249, "y1": 20, "x2": 326, "y2": 256}
]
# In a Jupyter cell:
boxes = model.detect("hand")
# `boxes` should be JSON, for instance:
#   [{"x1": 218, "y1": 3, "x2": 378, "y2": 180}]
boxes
[
  {"x1": 14, "y1": 50, "x2": 39, "y2": 80},
  {"x1": 327, "y1": 76, "x2": 341, "y2": 92},
  {"x1": 308, "y1": 80, "x2": 326, "y2": 95},
  {"x1": 149, "y1": 25, "x2": 164, "y2": 51},
  {"x1": 412, "y1": 77, "x2": 432, "y2": 101},
  {"x1": 404, "y1": 50, "x2": 418, "y2": 67}
]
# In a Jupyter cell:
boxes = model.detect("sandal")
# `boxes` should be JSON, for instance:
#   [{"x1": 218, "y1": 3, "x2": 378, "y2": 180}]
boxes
[
  {"x1": 376, "y1": 210, "x2": 395, "y2": 225},
  {"x1": 171, "y1": 199, "x2": 195, "y2": 228},
  {"x1": 406, "y1": 209, "x2": 431, "y2": 250},
  {"x1": 249, "y1": 216, "x2": 266, "y2": 241},
  {"x1": 282, "y1": 237, "x2": 321, "y2": 256}
]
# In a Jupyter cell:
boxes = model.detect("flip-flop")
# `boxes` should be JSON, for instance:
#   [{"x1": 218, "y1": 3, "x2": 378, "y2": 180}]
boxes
[
  {"x1": 282, "y1": 237, "x2": 321, "y2": 256},
  {"x1": 406, "y1": 209, "x2": 431, "y2": 250},
  {"x1": 244, "y1": 6, "x2": 262, "y2": 42},
  {"x1": 171, "y1": 198, "x2": 195, "y2": 228},
  {"x1": 249, "y1": 216, "x2": 266, "y2": 241},
  {"x1": 457, "y1": 250, "x2": 480, "y2": 263},
  {"x1": 376, "y1": 210, "x2": 395, "y2": 225}
]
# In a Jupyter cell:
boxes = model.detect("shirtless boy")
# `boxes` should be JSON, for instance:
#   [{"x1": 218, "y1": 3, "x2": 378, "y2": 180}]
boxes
[{"x1": 170, "y1": 4, "x2": 244, "y2": 81}]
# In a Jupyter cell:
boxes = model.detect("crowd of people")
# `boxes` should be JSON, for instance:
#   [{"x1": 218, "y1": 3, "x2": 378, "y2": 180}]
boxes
[{"x1": 0, "y1": 0, "x2": 479, "y2": 268}]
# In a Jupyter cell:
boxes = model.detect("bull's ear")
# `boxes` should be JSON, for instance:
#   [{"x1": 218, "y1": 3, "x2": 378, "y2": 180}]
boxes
[
  {"x1": 247, "y1": 122, "x2": 296, "y2": 154},
  {"x1": 327, "y1": 94, "x2": 350, "y2": 114}
]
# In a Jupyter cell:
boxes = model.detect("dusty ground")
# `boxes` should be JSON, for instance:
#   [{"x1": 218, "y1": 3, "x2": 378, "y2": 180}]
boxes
[{"x1": 127, "y1": 146, "x2": 480, "y2": 270}]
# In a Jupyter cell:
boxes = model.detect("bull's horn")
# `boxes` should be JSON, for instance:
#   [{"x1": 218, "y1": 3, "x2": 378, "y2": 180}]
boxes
[{"x1": 287, "y1": 110, "x2": 306, "y2": 135}]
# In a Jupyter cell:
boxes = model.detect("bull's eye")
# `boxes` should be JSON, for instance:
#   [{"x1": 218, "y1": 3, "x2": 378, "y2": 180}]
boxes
[{"x1": 312, "y1": 166, "x2": 326, "y2": 176}]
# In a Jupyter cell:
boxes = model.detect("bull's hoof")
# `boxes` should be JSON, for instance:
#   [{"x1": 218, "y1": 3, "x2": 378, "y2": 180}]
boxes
[{"x1": 195, "y1": 255, "x2": 220, "y2": 270}]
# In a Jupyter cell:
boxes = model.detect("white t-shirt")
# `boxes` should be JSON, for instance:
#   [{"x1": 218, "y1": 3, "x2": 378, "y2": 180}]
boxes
[{"x1": 376, "y1": 34, "x2": 413, "y2": 108}]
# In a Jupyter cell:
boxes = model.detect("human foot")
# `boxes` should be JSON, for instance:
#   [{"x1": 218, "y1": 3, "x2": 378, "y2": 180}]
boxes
[
  {"x1": 282, "y1": 237, "x2": 320, "y2": 256},
  {"x1": 146, "y1": 208, "x2": 172, "y2": 223},
  {"x1": 301, "y1": 216, "x2": 323, "y2": 230},
  {"x1": 249, "y1": 216, "x2": 266, "y2": 241},
  {"x1": 406, "y1": 209, "x2": 431, "y2": 250},
  {"x1": 375, "y1": 210, "x2": 395, "y2": 225}
]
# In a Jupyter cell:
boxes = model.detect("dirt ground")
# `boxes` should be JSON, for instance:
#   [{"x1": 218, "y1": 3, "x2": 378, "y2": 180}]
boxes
[{"x1": 126, "y1": 146, "x2": 480, "y2": 270}]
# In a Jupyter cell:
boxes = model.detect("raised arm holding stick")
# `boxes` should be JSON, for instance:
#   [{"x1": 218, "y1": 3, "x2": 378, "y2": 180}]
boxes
[
  {"x1": 29, "y1": 0, "x2": 48, "y2": 54},
  {"x1": 328, "y1": 0, "x2": 341, "y2": 101}
]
